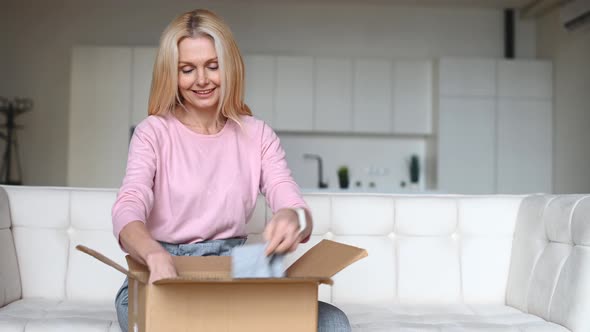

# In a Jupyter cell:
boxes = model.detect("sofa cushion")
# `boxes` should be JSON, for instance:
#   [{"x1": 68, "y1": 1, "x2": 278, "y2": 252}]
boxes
[
  {"x1": 0, "y1": 299, "x2": 119, "y2": 332},
  {"x1": 67, "y1": 190, "x2": 128, "y2": 302},
  {"x1": 9, "y1": 187, "x2": 71, "y2": 299},
  {"x1": 339, "y1": 303, "x2": 570, "y2": 331}
]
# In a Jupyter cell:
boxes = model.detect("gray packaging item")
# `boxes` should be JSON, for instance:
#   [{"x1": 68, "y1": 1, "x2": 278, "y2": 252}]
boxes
[{"x1": 231, "y1": 243, "x2": 285, "y2": 278}]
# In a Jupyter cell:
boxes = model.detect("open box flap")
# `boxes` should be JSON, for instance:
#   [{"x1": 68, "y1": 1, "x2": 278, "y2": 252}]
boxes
[
  {"x1": 285, "y1": 240, "x2": 368, "y2": 279},
  {"x1": 76, "y1": 245, "x2": 234, "y2": 283},
  {"x1": 75, "y1": 245, "x2": 148, "y2": 284}
]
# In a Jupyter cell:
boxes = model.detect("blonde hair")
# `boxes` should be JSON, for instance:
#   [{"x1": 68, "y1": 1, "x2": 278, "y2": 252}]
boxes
[{"x1": 148, "y1": 9, "x2": 252, "y2": 125}]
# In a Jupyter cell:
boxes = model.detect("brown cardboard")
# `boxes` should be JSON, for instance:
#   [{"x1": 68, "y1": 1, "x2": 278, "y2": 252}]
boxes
[
  {"x1": 76, "y1": 240, "x2": 367, "y2": 332},
  {"x1": 76, "y1": 245, "x2": 148, "y2": 283},
  {"x1": 286, "y1": 239, "x2": 368, "y2": 278},
  {"x1": 130, "y1": 255, "x2": 234, "y2": 281}
]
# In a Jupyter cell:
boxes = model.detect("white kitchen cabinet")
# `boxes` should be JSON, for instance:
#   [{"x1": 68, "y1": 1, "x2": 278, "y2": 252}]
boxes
[
  {"x1": 274, "y1": 56, "x2": 314, "y2": 131},
  {"x1": 437, "y1": 57, "x2": 553, "y2": 194},
  {"x1": 68, "y1": 47, "x2": 132, "y2": 188},
  {"x1": 131, "y1": 47, "x2": 157, "y2": 126},
  {"x1": 438, "y1": 97, "x2": 496, "y2": 194},
  {"x1": 243, "y1": 55, "x2": 275, "y2": 126},
  {"x1": 353, "y1": 59, "x2": 392, "y2": 133},
  {"x1": 439, "y1": 58, "x2": 496, "y2": 97},
  {"x1": 314, "y1": 57, "x2": 353, "y2": 132},
  {"x1": 497, "y1": 60, "x2": 553, "y2": 99},
  {"x1": 393, "y1": 60, "x2": 433, "y2": 135},
  {"x1": 497, "y1": 100, "x2": 553, "y2": 194},
  {"x1": 496, "y1": 60, "x2": 553, "y2": 194}
]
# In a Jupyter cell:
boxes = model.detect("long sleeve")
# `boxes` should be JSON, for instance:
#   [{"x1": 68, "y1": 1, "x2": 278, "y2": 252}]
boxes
[
  {"x1": 111, "y1": 125, "x2": 157, "y2": 242},
  {"x1": 259, "y1": 122, "x2": 309, "y2": 214}
]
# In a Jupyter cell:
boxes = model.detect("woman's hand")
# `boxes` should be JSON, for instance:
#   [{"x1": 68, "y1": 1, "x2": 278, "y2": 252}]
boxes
[
  {"x1": 263, "y1": 208, "x2": 303, "y2": 256},
  {"x1": 145, "y1": 250, "x2": 178, "y2": 284},
  {"x1": 119, "y1": 221, "x2": 178, "y2": 284}
]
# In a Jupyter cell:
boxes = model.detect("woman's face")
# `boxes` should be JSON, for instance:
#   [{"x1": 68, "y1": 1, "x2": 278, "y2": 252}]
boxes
[{"x1": 177, "y1": 36, "x2": 221, "y2": 112}]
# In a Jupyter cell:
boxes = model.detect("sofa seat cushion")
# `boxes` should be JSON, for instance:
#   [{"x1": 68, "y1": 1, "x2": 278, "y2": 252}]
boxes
[
  {"x1": 339, "y1": 303, "x2": 571, "y2": 331},
  {"x1": 0, "y1": 299, "x2": 120, "y2": 332}
]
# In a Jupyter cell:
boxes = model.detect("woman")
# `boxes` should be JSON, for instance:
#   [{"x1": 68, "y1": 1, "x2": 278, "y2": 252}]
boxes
[{"x1": 112, "y1": 8, "x2": 352, "y2": 332}]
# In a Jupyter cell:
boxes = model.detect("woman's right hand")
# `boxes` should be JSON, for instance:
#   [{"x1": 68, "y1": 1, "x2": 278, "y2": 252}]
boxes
[
  {"x1": 118, "y1": 221, "x2": 178, "y2": 284},
  {"x1": 145, "y1": 250, "x2": 178, "y2": 284}
]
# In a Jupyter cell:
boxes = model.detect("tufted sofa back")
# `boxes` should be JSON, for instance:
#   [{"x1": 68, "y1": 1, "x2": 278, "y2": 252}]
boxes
[
  {"x1": 0, "y1": 185, "x2": 522, "y2": 305},
  {"x1": 506, "y1": 195, "x2": 590, "y2": 332},
  {"x1": 2, "y1": 187, "x2": 125, "y2": 303},
  {"x1": 1, "y1": 186, "x2": 589, "y2": 332},
  {"x1": 276, "y1": 194, "x2": 525, "y2": 305}
]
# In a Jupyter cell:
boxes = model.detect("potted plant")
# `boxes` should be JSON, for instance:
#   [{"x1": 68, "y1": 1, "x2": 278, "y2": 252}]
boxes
[{"x1": 338, "y1": 166, "x2": 350, "y2": 189}]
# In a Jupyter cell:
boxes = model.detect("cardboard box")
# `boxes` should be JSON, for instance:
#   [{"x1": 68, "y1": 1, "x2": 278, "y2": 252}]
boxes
[{"x1": 77, "y1": 240, "x2": 367, "y2": 332}]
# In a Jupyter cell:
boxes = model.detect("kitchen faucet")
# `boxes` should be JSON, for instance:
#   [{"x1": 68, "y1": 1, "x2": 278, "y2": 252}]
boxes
[{"x1": 303, "y1": 153, "x2": 329, "y2": 189}]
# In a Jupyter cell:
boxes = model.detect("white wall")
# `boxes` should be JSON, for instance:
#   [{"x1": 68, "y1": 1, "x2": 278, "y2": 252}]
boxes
[
  {"x1": 537, "y1": 11, "x2": 590, "y2": 194},
  {"x1": 1, "y1": 0, "x2": 534, "y2": 187},
  {"x1": 516, "y1": 15, "x2": 537, "y2": 58}
]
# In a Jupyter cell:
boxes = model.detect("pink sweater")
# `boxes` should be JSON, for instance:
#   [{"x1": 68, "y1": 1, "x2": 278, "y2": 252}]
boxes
[{"x1": 112, "y1": 113, "x2": 308, "y2": 245}]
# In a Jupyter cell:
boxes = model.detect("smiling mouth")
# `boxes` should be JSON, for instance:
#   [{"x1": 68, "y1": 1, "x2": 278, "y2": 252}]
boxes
[{"x1": 192, "y1": 88, "x2": 215, "y2": 95}]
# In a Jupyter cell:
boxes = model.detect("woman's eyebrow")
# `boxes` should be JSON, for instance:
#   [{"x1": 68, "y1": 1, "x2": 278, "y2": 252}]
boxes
[{"x1": 178, "y1": 57, "x2": 218, "y2": 66}]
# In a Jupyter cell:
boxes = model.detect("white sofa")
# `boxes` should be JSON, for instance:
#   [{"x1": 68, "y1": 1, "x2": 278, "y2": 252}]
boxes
[{"x1": 0, "y1": 185, "x2": 589, "y2": 332}]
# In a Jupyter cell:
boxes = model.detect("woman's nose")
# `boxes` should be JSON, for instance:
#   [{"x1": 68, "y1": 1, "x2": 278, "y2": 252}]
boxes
[{"x1": 196, "y1": 69, "x2": 208, "y2": 86}]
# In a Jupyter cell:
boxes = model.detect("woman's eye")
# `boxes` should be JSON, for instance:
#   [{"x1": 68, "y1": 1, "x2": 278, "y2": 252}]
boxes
[
  {"x1": 208, "y1": 64, "x2": 219, "y2": 70},
  {"x1": 181, "y1": 68, "x2": 193, "y2": 74}
]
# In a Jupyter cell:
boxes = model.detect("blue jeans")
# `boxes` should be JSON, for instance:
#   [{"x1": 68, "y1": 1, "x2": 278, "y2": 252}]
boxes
[{"x1": 115, "y1": 239, "x2": 351, "y2": 332}]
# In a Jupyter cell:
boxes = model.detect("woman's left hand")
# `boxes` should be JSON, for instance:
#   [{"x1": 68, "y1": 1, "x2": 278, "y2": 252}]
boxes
[{"x1": 263, "y1": 208, "x2": 302, "y2": 256}]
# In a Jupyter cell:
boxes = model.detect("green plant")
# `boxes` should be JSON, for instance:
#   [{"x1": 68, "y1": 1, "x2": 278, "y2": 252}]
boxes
[
  {"x1": 337, "y1": 166, "x2": 349, "y2": 189},
  {"x1": 337, "y1": 166, "x2": 348, "y2": 176}
]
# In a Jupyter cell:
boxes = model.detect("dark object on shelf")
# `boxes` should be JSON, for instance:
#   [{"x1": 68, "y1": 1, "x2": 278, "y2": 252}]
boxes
[
  {"x1": 337, "y1": 166, "x2": 349, "y2": 189},
  {"x1": 303, "y1": 153, "x2": 328, "y2": 189},
  {"x1": 409, "y1": 155, "x2": 420, "y2": 184},
  {"x1": 504, "y1": 9, "x2": 515, "y2": 59},
  {"x1": 0, "y1": 97, "x2": 32, "y2": 185}
]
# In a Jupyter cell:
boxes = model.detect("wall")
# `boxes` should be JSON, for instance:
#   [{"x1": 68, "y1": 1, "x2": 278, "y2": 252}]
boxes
[
  {"x1": 2, "y1": 2, "x2": 71, "y2": 186},
  {"x1": 0, "y1": 9, "x2": 7, "y2": 95},
  {"x1": 1, "y1": 0, "x2": 534, "y2": 188},
  {"x1": 537, "y1": 10, "x2": 590, "y2": 194},
  {"x1": 0, "y1": 7, "x2": 15, "y2": 182}
]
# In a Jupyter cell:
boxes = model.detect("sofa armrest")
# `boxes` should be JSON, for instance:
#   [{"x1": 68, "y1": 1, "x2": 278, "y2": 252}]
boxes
[{"x1": 0, "y1": 186, "x2": 22, "y2": 307}]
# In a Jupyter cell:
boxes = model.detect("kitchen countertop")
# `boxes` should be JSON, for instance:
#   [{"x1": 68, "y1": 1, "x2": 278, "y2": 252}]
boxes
[{"x1": 300, "y1": 187, "x2": 446, "y2": 195}]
